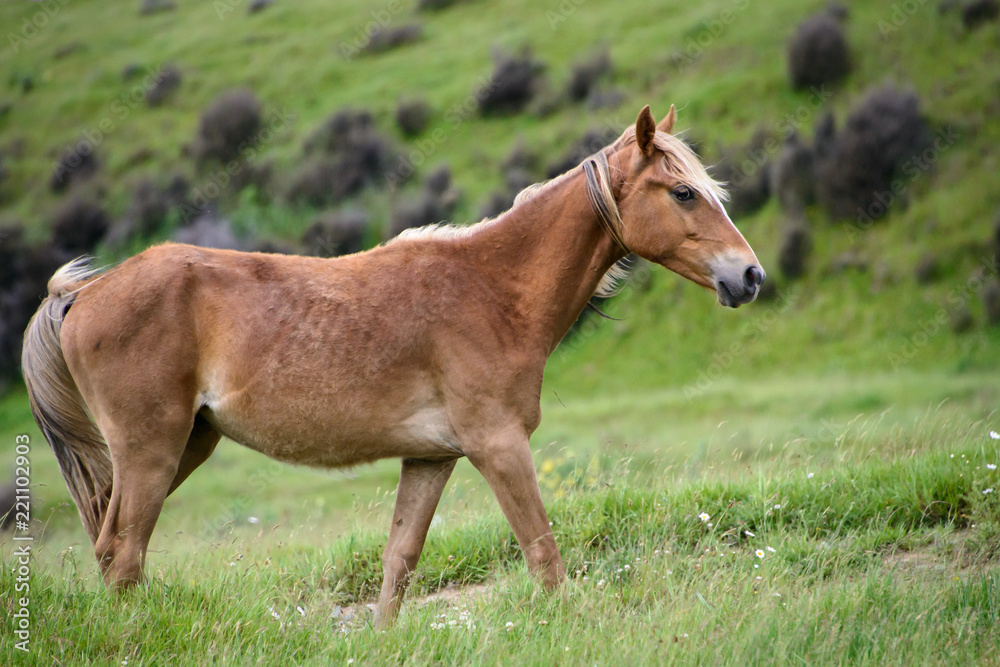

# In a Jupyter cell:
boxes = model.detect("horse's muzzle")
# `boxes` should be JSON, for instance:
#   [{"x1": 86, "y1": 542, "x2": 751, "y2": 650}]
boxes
[{"x1": 716, "y1": 264, "x2": 765, "y2": 308}]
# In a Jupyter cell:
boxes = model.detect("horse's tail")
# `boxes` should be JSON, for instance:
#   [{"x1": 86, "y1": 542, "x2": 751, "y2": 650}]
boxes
[{"x1": 21, "y1": 257, "x2": 111, "y2": 545}]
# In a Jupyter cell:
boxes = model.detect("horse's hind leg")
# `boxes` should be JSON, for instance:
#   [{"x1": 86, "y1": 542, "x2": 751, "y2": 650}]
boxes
[
  {"x1": 93, "y1": 413, "x2": 194, "y2": 589},
  {"x1": 167, "y1": 414, "x2": 220, "y2": 497}
]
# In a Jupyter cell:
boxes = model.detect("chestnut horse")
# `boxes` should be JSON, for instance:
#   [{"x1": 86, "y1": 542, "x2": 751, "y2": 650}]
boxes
[{"x1": 22, "y1": 105, "x2": 763, "y2": 626}]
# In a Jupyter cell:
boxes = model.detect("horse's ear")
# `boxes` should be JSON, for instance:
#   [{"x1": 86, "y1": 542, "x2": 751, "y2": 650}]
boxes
[
  {"x1": 636, "y1": 105, "x2": 656, "y2": 158},
  {"x1": 657, "y1": 104, "x2": 677, "y2": 134}
]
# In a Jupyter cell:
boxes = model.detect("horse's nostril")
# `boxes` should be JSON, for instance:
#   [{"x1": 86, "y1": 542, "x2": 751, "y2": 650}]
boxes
[{"x1": 744, "y1": 265, "x2": 764, "y2": 289}]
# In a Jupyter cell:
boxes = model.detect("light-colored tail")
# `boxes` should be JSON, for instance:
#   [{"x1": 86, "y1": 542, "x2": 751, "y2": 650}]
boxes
[{"x1": 21, "y1": 257, "x2": 111, "y2": 544}]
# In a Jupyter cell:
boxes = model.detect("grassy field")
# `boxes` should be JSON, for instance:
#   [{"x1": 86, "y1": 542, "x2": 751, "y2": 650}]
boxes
[
  {"x1": 2, "y1": 402, "x2": 999, "y2": 664},
  {"x1": 2, "y1": 0, "x2": 1000, "y2": 663}
]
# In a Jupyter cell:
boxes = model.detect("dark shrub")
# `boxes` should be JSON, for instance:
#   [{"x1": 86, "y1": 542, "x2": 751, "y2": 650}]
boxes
[
  {"x1": 54, "y1": 42, "x2": 85, "y2": 60},
  {"x1": 479, "y1": 144, "x2": 540, "y2": 220},
  {"x1": 50, "y1": 147, "x2": 99, "y2": 193},
  {"x1": 120, "y1": 173, "x2": 189, "y2": 239},
  {"x1": 396, "y1": 98, "x2": 432, "y2": 137},
  {"x1": 172, "y1": 214, "x2": 241, "y2": 250},
  {"x1": 196, "y1": 89, "x2": 263, "y2": 164},
  {"x1": 962, "y1": 0, "x2": 999, "y2": 29},
  {"x1": 778, "y1": 222, "x2": 812, "y2": 280},
  {"x1": 253, "y1": 239, "x2": 295, "y2": 255},
  {"x1": 983, "y1": 280, "x2": 1000, "y2": 325},
  {"x1": 387, "y1": 196, "x2": 447, "y2": 238},
  {"x1": 770, "y1": 133, "x2": 815, "y2": 214},
  {"x1": 417, "y1": 0, "x2": 465, "y2": 11},
  {"x1": 503, "y1": 142, "x2": 540, "y2": 175},
  {"x1": 287, "y1": 152, "x2": 393, "y2": 207},
  {"x1": 0, "y1": 236, "x2": 68, "y2": 387},
  {"x1": 122, "y1": 63, "x2": 143, "y2": 81},
  {"x1": 0, "y1": 154, "x2": 8, "y2": 204},
  {"x1": 567, "y1": 50, "x2": 612, "y2": 102},
  {"x1": 0, "y1": 482, "x2": 16, "y2": 529},
  {"x1": 815, "y1": 85, "x2": 932, "y2": 221},
  {"x1": 139, "y1": 0, "x2": 176, "y2": 15},
  {"x1": 50, "y1": 197, "x2": 109, "y2": 254},
  {"x1": 146, "y1": 64, "x2": 182, "y2": 107},
  {"x1": 949, "y1": 304, "x2": 974, "y2": 333},
  {"x1": 362, "y1": 24, "x2": 423, "y2": 55},
  {"x1": 812, "y1": 112, "x2": 837, "y2": 161},
  {"x1": 991, "y1": 214, "x2": 1000, "y2": 273},
  {"x1": 479, "y1": 51, "x2": 545, "y2": 116},
  {"x1": 545, "y1": 126, "x2": 619, "y2": 178},
  {"x1": 302, "y1": 210, "x2": 368, "y2": 257},
  {"x1": 479, "y1": 190, "x2": 515, "y2": 219},
  {"x1": 424, "y1": 165, "x2": 453, "y2": 197},
  {"x1": 711, "y1": 131, "x2": 774, "y2": 219},
  {"x1": 788, "y1": 13, "x2": 851, "y2": 90},
  {"x1": 914, "y1": 253, "x2": 940, "y2": 284},
  {"x1": 286, "y1": 158, "x2": 339, "y2": 208},
  {"x1": 292, "y1": 109, "x2": 401, "y2": 205},
  {"x1": 0, "y1": 223, "x2": 25, "y2": 287},
  {"x1": 230, "y1": 160, "x2": 274, "y2": 200},
  {"x1": 248, "y1": 0, "x2": 273, "y2": 13},
  {"x1": 304, "y1": 109, "x2": 374, "y2": 156},
  {"x1": 386, "y1": 166, "x2": 460, "y2": 239},
  {"x1": 826, "y1": 2, "x2": 849, "y2": 21},
  {"x1": 586, "y1": 89, "x2": 625, "y2": 111}
]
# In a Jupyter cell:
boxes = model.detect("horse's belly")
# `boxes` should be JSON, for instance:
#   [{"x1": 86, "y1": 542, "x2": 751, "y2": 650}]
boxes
[{"x1": 201, "y1": 400, "x2": 464, "y2": 469}]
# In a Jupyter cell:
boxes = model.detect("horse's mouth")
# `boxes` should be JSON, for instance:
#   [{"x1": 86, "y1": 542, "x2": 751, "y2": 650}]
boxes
[{"x1": 716, "y1": 280, "x2": 757, "y2": 308}]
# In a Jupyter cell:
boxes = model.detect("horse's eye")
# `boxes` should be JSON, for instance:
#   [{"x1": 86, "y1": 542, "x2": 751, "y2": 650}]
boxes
[{"x1": 672, "y1": 186, "x2": 695, "y2": 202}]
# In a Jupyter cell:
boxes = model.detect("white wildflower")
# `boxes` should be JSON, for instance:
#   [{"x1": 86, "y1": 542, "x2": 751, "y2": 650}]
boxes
[
  {"x1": 990, "y1": 431, "x2": 999, "y2": 440},
  {"x1": 699, "y1": 512, "x2": 710, "y2": 522},
  {"x1": 756, "y1": 550, "x2": 765, "y2": 559},
  {"x1": 745, "y1": 530, "x2": 756, "y2": 537}
]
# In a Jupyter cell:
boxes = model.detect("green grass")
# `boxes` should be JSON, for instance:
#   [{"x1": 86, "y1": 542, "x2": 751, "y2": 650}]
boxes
[
  {"x1": 2, "y1": 0, "x2": 1000, "y2": 663},
  {"x1": 3, "y1": 414, "x2": 999, "y2": 665}
]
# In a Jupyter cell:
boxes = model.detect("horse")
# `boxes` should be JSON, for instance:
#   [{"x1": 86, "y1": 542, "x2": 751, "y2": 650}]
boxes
[{"x1": 22, "y1": 105, "x2": 764, "y2": 627}]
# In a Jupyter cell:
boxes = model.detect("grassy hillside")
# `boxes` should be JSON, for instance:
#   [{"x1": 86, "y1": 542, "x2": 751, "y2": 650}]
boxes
[{"x1": 1, "y1": 0, "x2": 1000, "y2": 663}]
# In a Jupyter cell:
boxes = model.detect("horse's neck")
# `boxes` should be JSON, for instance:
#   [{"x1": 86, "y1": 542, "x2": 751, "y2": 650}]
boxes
[{"x1": 470, "y1": 168, "x2": 624, "y2": 354}]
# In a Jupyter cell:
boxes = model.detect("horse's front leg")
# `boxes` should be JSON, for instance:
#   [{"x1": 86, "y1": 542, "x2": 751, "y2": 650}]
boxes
[
  {"x1": 374, "y1": 457, "x2": 458, "y2": 629},
  {"x1": 467, "y1": 425, "x2": 565, "y2": 589}
]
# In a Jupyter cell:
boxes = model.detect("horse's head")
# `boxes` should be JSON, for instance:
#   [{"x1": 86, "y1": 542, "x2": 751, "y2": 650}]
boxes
[{"x1": 606, "y1": 105, "x2": 764, "y2": 307}]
